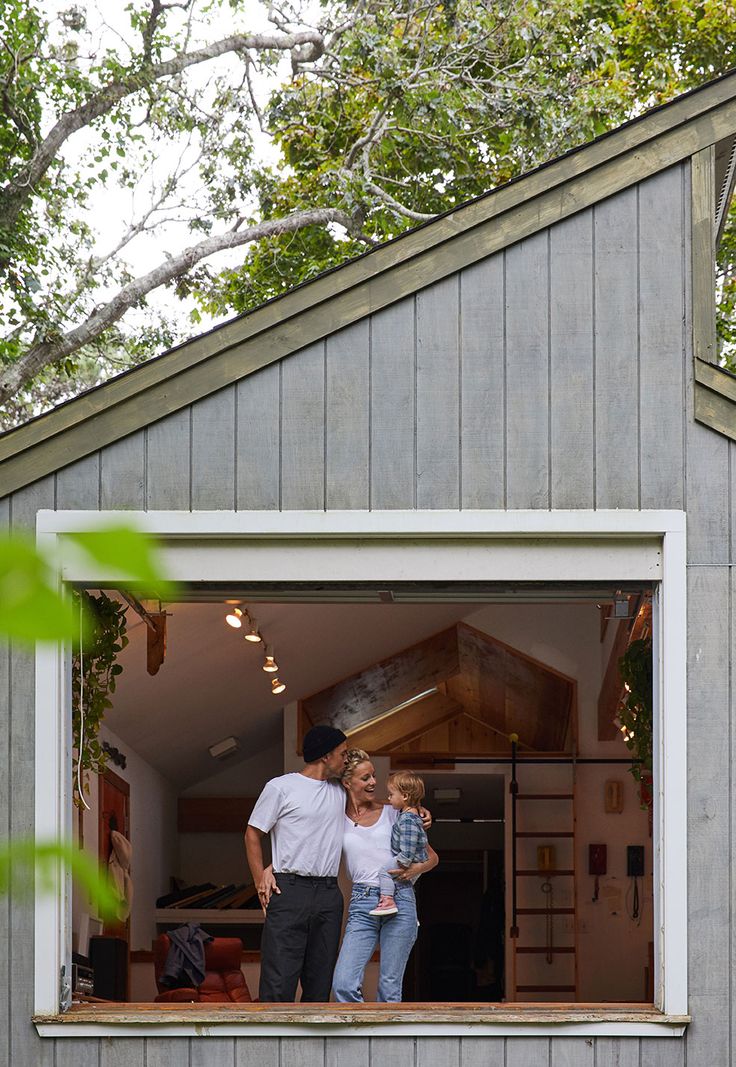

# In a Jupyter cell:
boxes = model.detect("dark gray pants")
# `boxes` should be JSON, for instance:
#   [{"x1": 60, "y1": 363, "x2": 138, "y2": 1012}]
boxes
[{"x1": 259, "y1": 873, "x2": 344, "y2": 1002}]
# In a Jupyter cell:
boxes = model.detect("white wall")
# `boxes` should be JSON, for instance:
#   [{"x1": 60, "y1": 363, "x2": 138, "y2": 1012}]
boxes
[
  {"x1": 72, "y1": 725, "x2": 179, "y2": 954},
  {"x1": 178, "y1": 741, "x2": 283, "y2": 885}
]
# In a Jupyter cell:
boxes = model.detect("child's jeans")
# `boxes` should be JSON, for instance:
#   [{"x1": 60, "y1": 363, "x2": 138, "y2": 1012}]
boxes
[
  {"x1": 332, "y1": 882, "x2": 418, "y2": 1002},
  {"x1": 379, "y1": 867, "x2": 398, "y2": 897}
]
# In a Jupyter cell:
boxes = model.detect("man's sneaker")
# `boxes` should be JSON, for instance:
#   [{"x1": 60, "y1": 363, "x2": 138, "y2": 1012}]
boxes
[{"x1": 369, "y1": 903, "x2": 398, "y2": 917}]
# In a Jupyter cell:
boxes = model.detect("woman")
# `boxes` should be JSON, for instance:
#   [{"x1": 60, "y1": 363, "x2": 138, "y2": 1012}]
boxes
[{"x1": 332, "y1": 749, "x2": 438, "y2": 1002}]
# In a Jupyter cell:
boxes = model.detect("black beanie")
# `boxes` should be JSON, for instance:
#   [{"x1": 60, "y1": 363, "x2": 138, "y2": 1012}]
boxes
[{"x1": 303, "y1": 724, "x2": 347, "y2": 763}]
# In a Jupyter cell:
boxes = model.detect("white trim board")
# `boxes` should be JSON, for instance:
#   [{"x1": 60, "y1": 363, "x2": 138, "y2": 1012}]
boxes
[
  {"x1": 33, "y1": 509, "x2": 688, "y2": 1038},
  {"x1": 36, "y1": 1019, "x2": 689, "y2": 1038}
]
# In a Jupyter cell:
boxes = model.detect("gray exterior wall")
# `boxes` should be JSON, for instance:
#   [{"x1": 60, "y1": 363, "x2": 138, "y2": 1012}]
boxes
[{"x1": 1, "y1": 160, "x2": 732, "y2": 1066}]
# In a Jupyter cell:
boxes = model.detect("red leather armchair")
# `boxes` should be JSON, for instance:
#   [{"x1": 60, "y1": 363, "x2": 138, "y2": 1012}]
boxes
[{"x1": 153, "y1": 934, "x2": 253, "y2": 1003}]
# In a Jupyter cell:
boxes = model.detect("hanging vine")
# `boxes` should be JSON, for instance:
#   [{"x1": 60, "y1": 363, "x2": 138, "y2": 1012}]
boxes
[
  {"x1": 617, "y1": 636, "x2": 653, "y2": 793},
  {"x1": 72, "y1": 591, "x2": 128, "y2": 808}
]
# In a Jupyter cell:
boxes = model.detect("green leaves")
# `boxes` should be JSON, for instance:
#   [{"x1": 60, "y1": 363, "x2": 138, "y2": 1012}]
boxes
[
  {"x1": 0, "y1": 836, "x2": 119, "y2": 919},
  {"x1": 618, "y1": 637, "x2": 653, "y2": 786},
  {"x1": 66, "y1": 525, "x2": 171, "y2": 595},
  {"x1": 3, "y1": 0, "x2": 736, "y2": 419},
  {"x1": 0, "y1": 535, "x2": 76, "y2": 641},
  {"x1": 0, "y1": 526, "x2": 171, "y2": 644},
  {"x1": 72, "y1": 589, "x2": 129, "y2": 806}
]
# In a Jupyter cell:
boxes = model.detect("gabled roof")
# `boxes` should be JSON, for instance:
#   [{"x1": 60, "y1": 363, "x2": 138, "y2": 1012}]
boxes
[{"x1": 3, "y1": 71, "x2": 736, "y2": 496}]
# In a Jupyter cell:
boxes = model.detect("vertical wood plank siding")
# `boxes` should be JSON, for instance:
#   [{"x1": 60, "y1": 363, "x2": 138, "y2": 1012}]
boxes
[
  {"x1": 0, "y1": 498, "x2": 10, "y2": 1067},
  {"x1": 9, "y1": 478, "x2": 56, "y2": 1067},
  {"x1": 593, "y1": 187, "x2": 640, "y2": 508},
  {"x1": 4, "y1": 160, "x2": 732, "y2": 1064}
]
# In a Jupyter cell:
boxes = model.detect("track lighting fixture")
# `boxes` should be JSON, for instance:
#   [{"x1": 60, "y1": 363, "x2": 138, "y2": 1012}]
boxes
[
  {"x1": 271, "y1": 678, "x2": 286, "y2": 695},
  {"x1": 244, "y1": 614, "x2": 262, "y2": 643},
  {"x1": 262, "y1": 647, "x2": 278, "y2": 673}
]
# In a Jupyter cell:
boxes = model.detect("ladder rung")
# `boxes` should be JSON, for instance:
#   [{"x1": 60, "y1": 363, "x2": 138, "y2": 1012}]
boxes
[
  {"x1": 517, "y1": 869, "x2": 574, "y2": 876},
  {"x1": 516, "y1": 831, "x2": 574, "y2": 838},
  {"x1": 517, "y1": 794, "x2": 574, "y2": 800},
  {"x1": 516, "y1": 947, "x2": 576, "y2": 954},
  {"x1": 516, "y1": 985, "x2": 576, "y2": 993},
  {"x1": 517, "y1": 907, "x2": 574, "y2": 914}
]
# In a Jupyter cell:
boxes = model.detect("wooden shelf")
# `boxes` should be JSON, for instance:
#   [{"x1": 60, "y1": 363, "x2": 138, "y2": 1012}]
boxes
[
  {"x1": 517, "y1": 869, "x2": 575, "y2": 877},
  {"x1": 516, "y1": 793, "x2": 573, "y2": 800},
  {"x1": 516, "y1": 831, "x2": 574, "y2": 838},
  {"x1": 155, "y1": 909, "x2": 264, "y2": 925}
]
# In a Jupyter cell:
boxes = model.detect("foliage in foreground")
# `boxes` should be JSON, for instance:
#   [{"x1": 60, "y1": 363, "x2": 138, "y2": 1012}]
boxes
[{"x1": 0, "y1": 525, "x2": 169, "y2": 908}]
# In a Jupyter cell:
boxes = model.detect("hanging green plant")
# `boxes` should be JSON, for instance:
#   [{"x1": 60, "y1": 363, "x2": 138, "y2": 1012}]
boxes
[
  {"x1": 72, "y1": 590, "x2": 128, "y2": 808},
  {"x1": 617, "y1": 636, "x2": 653, "y2": 790}
]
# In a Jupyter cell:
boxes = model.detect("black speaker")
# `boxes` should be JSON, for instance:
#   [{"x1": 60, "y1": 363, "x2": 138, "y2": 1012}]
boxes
[
  {"x1": 89, "y1": 935, "x2": 128, "y2": 1001},
  {"x1": 627, "y1": 845, "x2": 645, "y2": 877}
]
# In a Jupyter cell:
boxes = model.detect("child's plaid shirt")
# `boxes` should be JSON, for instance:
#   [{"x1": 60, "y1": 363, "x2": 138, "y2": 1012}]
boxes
[{"x1": 391, "y1": 809, "x2": 429, "y2": 868}]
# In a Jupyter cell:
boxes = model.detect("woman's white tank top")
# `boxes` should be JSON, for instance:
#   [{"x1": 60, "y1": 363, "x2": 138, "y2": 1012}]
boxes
[{"x1": 342, "y1": 805, "x2": 398, "y2": 886}]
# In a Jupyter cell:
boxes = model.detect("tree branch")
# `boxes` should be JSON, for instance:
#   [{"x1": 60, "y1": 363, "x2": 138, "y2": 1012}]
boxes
[
  {"x1": 0, "y1": 27, "x2": 325, "y2": 236},
  {"x1": 0, "y1": 206, "x2": 356, "y2": 405}
]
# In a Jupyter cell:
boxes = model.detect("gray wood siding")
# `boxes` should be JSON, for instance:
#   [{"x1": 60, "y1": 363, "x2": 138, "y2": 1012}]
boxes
[
  {"x1": 41, "y1": 168, "x2": 688, "y2": 517},
  {"x1": 4, "y1": 160, "x2": 735, "y2": 1064}
]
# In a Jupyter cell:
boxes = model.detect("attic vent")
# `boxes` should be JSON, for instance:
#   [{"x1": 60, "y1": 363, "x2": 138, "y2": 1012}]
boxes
[{"x1": 716, "y1": 135, "x2": 736, "y2": 246}]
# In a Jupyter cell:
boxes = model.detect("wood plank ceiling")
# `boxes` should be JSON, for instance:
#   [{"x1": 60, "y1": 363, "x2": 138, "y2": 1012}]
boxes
[{"x1": 301, "y1": 623, "x2": 576, "y2": 756}]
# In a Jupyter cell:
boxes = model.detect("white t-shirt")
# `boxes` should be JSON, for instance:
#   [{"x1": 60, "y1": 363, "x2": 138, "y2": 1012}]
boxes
[
  {"x1": 342, "y1": 805, "x2": 399, "y2": 886},
  {"x1": 248, "y1": 772, "x2": 345, "y2": 877}
]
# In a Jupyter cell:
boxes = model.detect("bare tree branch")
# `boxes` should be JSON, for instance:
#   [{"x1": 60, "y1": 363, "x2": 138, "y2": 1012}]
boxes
[
  {"x1": 364, "y1": 180, "x2": 435, "y2": 222},
  {"x1": 0, "y1": 206, "x2": 357, "y2": 405},
  {"x1": 0, "y1": 27, "x2": 325, "y2": 236}
]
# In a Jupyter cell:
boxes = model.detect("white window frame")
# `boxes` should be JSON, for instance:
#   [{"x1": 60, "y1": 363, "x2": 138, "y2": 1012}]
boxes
[{"x1": 33, "y1": 508, "x2": 688, "y2": 1039}]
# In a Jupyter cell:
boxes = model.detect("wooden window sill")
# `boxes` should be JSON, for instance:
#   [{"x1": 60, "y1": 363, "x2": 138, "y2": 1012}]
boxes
[{"x1": 35, "y1": 1002, "x2": 690, "y2": 1038}]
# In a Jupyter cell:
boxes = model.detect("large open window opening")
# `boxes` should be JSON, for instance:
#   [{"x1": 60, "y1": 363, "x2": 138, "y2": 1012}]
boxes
[
  {"x1": 33, "y1": 510, "x2": 686, "y2": 1035},
  {"x1": 69, "y1": 580, "x2": 656, "y2": 1008}
]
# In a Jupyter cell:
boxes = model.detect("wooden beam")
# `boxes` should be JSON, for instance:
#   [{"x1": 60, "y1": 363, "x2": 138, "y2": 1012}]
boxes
[
  {"x1": 346, "y1": 691, "x2": 463, "y2": 752},
  {"x1": 694, "y1": 382, "x2": 736, "y2": 441},
  {"x1": 177, "y1": 797, "x2": 256, "y2": 833},
  {"x1": 302, "y1": 626, "x2": 460, "y2": 734},
  {"x1": 691, "y1": 145, "x2": 717, "y2": 365}
]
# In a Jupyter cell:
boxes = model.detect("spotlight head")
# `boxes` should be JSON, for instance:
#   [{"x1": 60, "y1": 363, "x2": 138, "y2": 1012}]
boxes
[
  {"x1": 262, "y1": 647, "x2": 278, "y2": 672},
  {"x1": 271, "y1": 678, "x2": 286, "y2": 695},
  {"x1": 225, "y1": 607, "x2": 243, "y2": 629}
]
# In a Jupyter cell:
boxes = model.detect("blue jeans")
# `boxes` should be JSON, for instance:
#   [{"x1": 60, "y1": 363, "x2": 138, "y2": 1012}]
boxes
[{"x1": 332, "y1": 883, "x2": 418, "y2": 1002}]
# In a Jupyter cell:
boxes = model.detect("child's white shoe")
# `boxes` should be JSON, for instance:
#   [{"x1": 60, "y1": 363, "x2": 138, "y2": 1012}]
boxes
[{"x1": 369, "y1": 903, "x2": 398, "y2": 916}]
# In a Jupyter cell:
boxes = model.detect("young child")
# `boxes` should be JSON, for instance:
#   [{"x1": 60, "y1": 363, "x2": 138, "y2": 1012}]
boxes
[{"x1": 369, "y1": 770, "x2": 429, "y2": 917}]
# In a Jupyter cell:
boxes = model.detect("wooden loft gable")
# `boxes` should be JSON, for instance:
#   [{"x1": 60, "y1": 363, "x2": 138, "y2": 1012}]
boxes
[
  {"x1": 3, "y1": 73, "x2": 736, "y2": 495},
  {"x1": 300, "y1": 623, "x2": 576, "y2": 758}
]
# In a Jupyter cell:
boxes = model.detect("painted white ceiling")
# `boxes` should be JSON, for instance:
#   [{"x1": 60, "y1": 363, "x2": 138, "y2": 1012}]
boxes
[{"x1": 105, "y1": 600, "x2": 476, "y2": 789}]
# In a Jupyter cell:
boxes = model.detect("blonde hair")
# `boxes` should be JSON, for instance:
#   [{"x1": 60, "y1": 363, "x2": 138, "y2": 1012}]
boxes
[
  {"x1": 388, "y1": 770, "x2": 425, "y2": 809},
  {"x1": 341, "y1": 748, "x2": 371, "y2": 786}
]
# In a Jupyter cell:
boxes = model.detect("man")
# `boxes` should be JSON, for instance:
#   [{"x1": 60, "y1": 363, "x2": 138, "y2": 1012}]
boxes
[{"x1": 244, "y1": 724, "x2": 348, "y2": 1002}]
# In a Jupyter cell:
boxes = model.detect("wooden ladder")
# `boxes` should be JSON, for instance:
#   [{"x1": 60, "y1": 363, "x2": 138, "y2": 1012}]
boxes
[{"x1": 509, "y1": 742, "x2": 578, "y2": 1001}]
